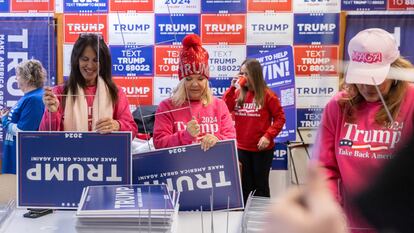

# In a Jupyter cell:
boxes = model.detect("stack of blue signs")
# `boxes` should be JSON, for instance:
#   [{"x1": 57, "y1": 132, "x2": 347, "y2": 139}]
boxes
[{"x1": 76, "y1": 184, "x2": 179, "y2": 233}]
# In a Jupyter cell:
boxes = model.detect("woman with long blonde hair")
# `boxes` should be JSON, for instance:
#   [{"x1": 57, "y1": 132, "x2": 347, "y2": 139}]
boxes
[{"x1": 153, "y1": 34, "x2": 235, "y2": 150}]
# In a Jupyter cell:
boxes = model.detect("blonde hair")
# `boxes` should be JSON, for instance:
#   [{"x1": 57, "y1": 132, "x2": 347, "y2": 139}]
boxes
[
  {"x1": 15, "y1": 59, "x2": 46, "y2": 88},
  {"x1": 340, "y1": 57, "x2": 411, "y2": 124},
  {"x1": 171, "y1": 79, "x2": 213, "y2": 107}
]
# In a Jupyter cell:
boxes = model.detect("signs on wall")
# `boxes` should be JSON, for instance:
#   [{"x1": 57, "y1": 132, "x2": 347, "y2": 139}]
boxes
[
  {"x1": 108, "y1": 13, "x2": 154, "y2": 45},
  {"x1": 64, "y1": 14, "x2": 108, "y2": 43},
  {"x1": 63, "y1": 0, "x2": 108, "y2": 13},
  {"x1": 246, "y1": 13, "x2": 293, "y2": 45},
  {"x1": 341, "y1": 0, "x2": 386, "y2": 10},
  {"x1": 201, "y1": 14, "x2": 246, "y2": 44},
  {"x1": 155, "y1": 14, "x2": 200, "y2": 44},
  {"x1": 250, "y1": 46, "x2": 296, "y2": 142},
  {"x1": 294, "y1": 45, "x2": 339, "y2": 76},
  {"x1": 109, "y1": 0, "x2": 153, "y2": 12},
  {"x1": 110, "y1": 45, "x2": 153, "y2": 77},
  {"x1": 205, "y1": 45, "x2": 245, "y2": 78},
  {"x1": 201, "y1": 0, "x2": 246, "y2": 13},
  {"x1": 296, "y1": 76, "x2": 338, "y2": 108},
  {"x1": 113, "y1": 77, "x2": 153, "y2": 105},
  {"x1": 294, "y1": 13, "x2": 340, "y2": 45}
]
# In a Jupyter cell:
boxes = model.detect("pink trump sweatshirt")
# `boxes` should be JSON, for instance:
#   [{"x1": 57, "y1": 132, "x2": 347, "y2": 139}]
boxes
[
  {"x1": 153, "y1": 97, "x2": 236, "y2": 149},
  {"x1": 316, "y1": 85, "x2": 414, "y2": 232}
]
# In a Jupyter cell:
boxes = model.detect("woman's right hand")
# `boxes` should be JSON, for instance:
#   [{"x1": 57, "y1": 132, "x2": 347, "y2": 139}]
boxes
[
  {"x1": 186, "y1": 116, "x2": 200, "y2": 138},
  {"x1": 1, "y1": 107, "x2": 10, "y2": 118},
  {"x1": 231, "y1": 75, "x2": 240, "y2": 87},
  {"x1": 43, "y1": 86, "x2": 59, "y2": 113}
]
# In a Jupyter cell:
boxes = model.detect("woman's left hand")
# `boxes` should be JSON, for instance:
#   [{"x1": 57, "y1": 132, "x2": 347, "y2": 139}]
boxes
[
  {"x1": 200, "y1": 134, "x2": 219, "y2": 151},
  {"x1": 257, "y1": 136, "x2": 270, "y2": 151},
  {"x1": 96, "y1": 117, "x2": 120, "y2": 134}
]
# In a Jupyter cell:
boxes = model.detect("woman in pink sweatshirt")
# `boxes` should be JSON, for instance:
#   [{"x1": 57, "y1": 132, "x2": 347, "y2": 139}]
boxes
[
  {"x1": 316, "y1": 28, "x2": 414, "y2": 232},
  {"x1": 39, "y1": 33, "x2": 137, "y2": 138},
  {"x1": 153, "y1": 34, "x2": 236, "y2": 150}
]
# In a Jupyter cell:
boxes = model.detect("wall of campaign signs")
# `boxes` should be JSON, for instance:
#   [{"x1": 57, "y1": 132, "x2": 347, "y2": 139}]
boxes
[{"x1": 1, "y1": 0, "x2": 414, "y2": 169}]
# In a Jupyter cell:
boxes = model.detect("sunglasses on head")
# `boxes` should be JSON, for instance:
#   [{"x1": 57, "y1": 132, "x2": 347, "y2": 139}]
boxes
[{"x1": 78, "y1": 33, "x2": 104, "y2": 40}]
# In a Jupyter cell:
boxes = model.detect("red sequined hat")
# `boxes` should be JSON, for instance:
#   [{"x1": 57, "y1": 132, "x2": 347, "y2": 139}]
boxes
[{"x1": 178, "y1": 34, "x2": 210, "y2": 80}]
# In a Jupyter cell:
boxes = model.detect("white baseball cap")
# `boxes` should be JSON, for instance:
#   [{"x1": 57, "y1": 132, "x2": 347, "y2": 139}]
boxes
[{"x1": 345, "y1": 28, "x2": 400, "y2": 85}]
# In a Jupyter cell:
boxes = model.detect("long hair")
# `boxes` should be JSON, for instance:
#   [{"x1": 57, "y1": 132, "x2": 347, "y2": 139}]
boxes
[
  {"x1": 340, "y1": 57, "x2": 411, "y2": 124},
  {"x1": 15, "y1": 59, "x2": 46, "y2": 88},
  {"x1": 171, "y1": 79, "x2": 213, "y2": 107},
  {"x1": 65, "y1": 33, "x2": 118, "y2": 103},
  {"x1": 236, "y1": 59, "x2": 268, "y2": 108}
]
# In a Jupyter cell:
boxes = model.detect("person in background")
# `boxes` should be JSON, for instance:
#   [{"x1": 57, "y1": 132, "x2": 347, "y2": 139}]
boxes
[
  {"x1": 262, "y1": 136, "x2": 414, "y2": 233},
  {"x1": 153, "y1": 34, "x2": 236, "y2": 150},
  {"x1": 1, "y1": 59, "x2": 46, "y2": 174},
  {"x1": 316, "y1": 28, "x2": 414, "y2": 232},
  {"x1": 223, "y1": 58, "x2": 286, "y2": 203},
  {"x1": 39, "y1": 33, "x2": 137, "y2": 138}
]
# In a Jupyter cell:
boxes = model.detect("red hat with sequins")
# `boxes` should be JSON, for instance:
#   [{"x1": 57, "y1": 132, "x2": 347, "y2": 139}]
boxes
[{"x1": 178, "y1": 34, "x2": 210, "y2": 80}]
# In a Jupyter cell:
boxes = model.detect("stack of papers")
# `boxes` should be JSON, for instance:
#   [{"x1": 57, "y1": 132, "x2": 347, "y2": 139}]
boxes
[
  {"x1": 76, "y1": 184, "x2": 179, "y2": 233},
  {"x1": 241, "y1": 195, "x2": 273, "y2": 233}
]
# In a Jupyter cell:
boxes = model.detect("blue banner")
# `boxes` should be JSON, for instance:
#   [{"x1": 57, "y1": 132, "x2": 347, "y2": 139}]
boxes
[
  {"x1": 0, "y1": 16, "x2": 56, "y2": 159},
  {"x1": 0, "y1": 0, "x2": 9, "y2": 12},
  {"x1": 344, "y1": 15, "x2": 414, "y2": 65},
  {"x1": 294, "y1": 13, "x2": 340, "y2": 45},
  {"x1": 17, "y1": 132, "x2": 131, "y2": 209},
  {"x1": 209, "y1": 77, "x2": 231, "y2": 98},
  {"x1": 250, "y1": 46, "x2": 296, "y2": 142},
  {"x1": 132, "y1": 140, "x2": 243, "y2": 211},
  {"x1": 297, "y1": 108, "x2": 323, "y2": 129},
  {"x1": 341, "y1": 0, "x2": 386, "y2": 10},
  {"x1": 64, "y1": 0, "x2": 108, "y2": 13},
  {"x1": 111, "y1": 45, "x2": 154, "y2": 76},
  {"x1": 272, "y1": 143, "x2": 288, "y2": 170},
  {"x1": 201, "y1": 0, "x2": 246, "y2": 13},
  {"x1": 155, "y1": 14, "x2": 200, "y2": 45}
]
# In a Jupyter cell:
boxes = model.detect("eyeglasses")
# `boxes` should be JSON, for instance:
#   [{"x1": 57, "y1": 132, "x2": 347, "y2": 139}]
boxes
[{"x1": 78, "y1": 33, "x2": 104, "y2": 40}]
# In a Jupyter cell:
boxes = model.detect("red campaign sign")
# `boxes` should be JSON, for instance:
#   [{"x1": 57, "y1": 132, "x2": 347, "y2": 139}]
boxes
[
  {"x1": 155, "y1": 45, "x2": 182, "y2": 77},
  {"x1": 294, "y1": 46, "x2": 339, "y2": 76},
  {"x1": 388, "y1": 0, "x2": 414, "y2": 10},
  {"x1": 201, "y1": 14, "x2": 246, "y2": 45},
  {"x1": 11, "y1": 0, "x2": 54, "y2": 12},
  {"x1": 64, "y1": 14, "x2": 108, "y2": 44},
  {"x1": 113, "y1": 77, "x2": 153, "y2": 105},
  {"x1": 247, "y1": 0, "x2": 292, "y2": 12},
  {"x1": 109, "y1": 0, "x2": 153, "y2": 12}
]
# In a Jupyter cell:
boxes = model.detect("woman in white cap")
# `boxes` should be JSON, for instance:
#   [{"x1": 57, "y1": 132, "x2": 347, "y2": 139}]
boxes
[{"x1": 316, "y1": 28, "x2": 414, "y2": 233}]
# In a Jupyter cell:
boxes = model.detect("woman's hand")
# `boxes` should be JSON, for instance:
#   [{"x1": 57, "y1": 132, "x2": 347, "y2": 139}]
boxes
[
  {"x1": 186, "y1": 117, "x2": 200, "y2": 138},
  {"x1": 231, "y1": 76, "x2": 240, "y2": 87},
  {"x1": 96, "y1": 117, "x2": 120, "y2": 134},
  {"x1": 257, "y1": 136, "x2": 270, "y2": 150},
  {"x1": 262, "y1": 166, "x2": 348, "y2": 233},
  {"x1": 200, "y1": 134, "x2": 219, "y2": 151},
  {"x1": 1, "y1": 108, "x2": 9, "y2": 118},
  {"x1": 43, "y1": 86, "x2": 59, "y2": 113}
]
